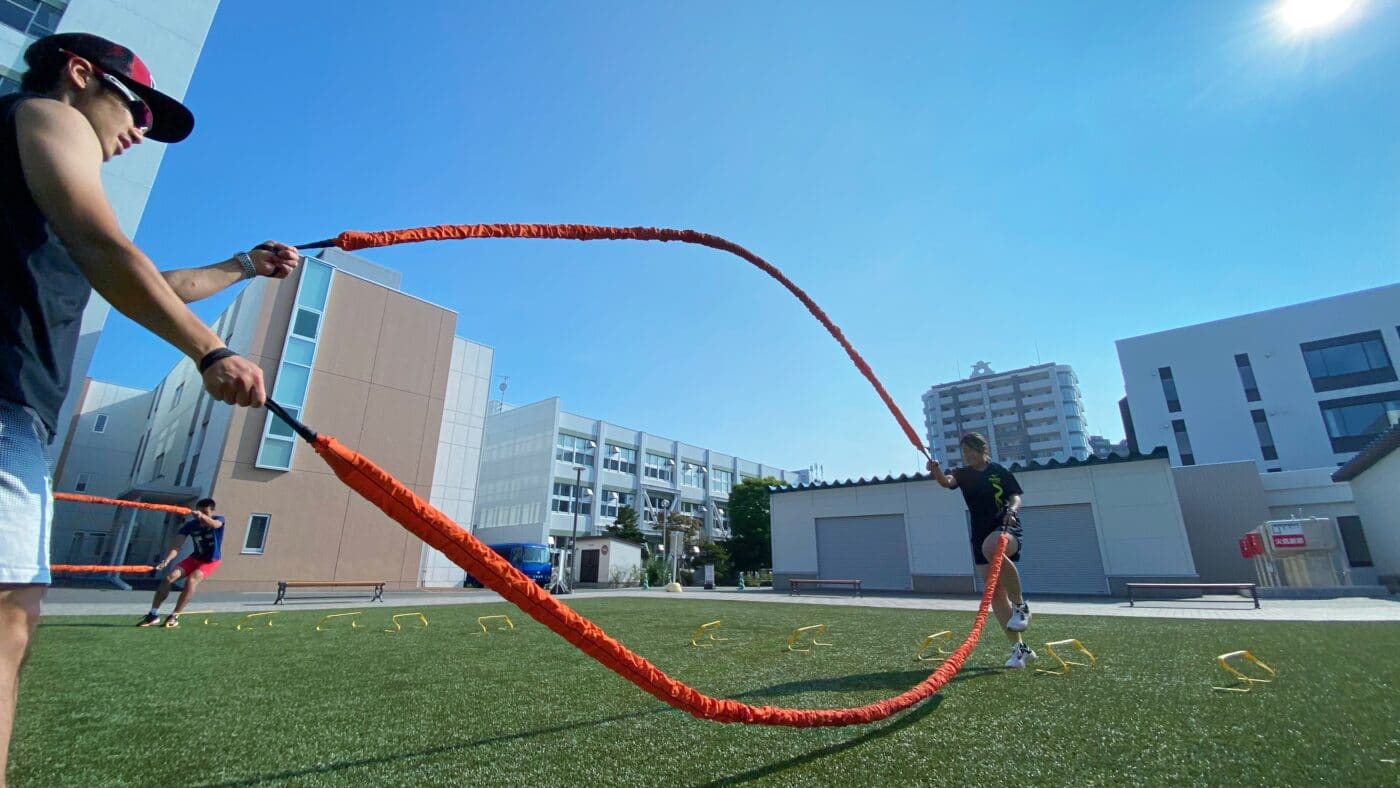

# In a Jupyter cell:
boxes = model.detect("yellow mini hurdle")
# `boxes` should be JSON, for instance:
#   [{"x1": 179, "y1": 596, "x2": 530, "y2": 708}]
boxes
[
  {"x1": 690, "y1": 620, "x2": 729, "y2": 647},
  {"x1": 1212, "y1": 650, "x2": 1276, "y2": 693},
  {"x1": 385, "y1": 612, "x2": 429, "y2": 633},
  {"x1": 472, "y1": 614, "x2": 514, "y2": 635},
  {"x1": 1036, "y1": 639, "x2": 1096, "y2": 675},
  {"x1": 785, "y1": 624, "x2": 832, "y2": 654},
  {"x1": 235, "y1": 611, "x2": 279, "y2": 630},
  {"x1": 316, "y1": 612, "x2": 364, "y2": 631},
  {"x1": 915, "y1": 631, "x2": 954, "y2": 662}
]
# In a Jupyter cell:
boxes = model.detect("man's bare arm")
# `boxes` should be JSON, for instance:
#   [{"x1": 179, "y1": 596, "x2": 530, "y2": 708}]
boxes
[{"x1": 16, "y1": 99, "x2": 266, "y2": 406}]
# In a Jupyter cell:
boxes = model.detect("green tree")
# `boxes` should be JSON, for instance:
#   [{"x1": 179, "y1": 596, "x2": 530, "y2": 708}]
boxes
[
  {"x1": 726, "y1": 476, "x2": 785, "y2": 572},
  {"x1": 605, "y1": 505, "x2": 646, "y2": 544},
  {"x1": 692, "y1": 540, "x2": 731, "y2": 582}
]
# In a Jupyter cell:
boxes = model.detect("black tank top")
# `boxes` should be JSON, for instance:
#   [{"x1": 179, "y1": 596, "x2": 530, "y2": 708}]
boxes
[{"x1": 0, "y1": 92, "x2": 92, "y2": 437}]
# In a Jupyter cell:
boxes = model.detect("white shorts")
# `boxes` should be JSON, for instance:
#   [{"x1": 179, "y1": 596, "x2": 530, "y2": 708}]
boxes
[{"x1": 0, "y1": 400, "x2": 52, "y2": 585}]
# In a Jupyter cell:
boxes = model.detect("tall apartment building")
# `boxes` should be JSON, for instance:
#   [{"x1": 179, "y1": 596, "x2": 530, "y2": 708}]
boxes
[
  {"x1": 1116, "y1": 283, "x2": 1400, "y2": 472},
  {"x1": 51, "y1": 248, "x2": 494, "y2": 590},
  {"x1": 472, "y1": 397, "x2": 808, "y2": 549},
  {"x1": 1, "y1": 0, "x2": 221, "y2": 454},
  {"x1": 922, "y1": 362, "x2": 1091, "y2": 466}
]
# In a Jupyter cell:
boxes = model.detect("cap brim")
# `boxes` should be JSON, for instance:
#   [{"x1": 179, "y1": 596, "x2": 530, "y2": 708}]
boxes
[{"x1": 116, "y1": 76, "x2": 193, "y2": 143}]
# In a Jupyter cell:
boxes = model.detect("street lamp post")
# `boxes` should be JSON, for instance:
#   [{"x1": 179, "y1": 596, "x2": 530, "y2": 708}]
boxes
[{"x1": 566, "y1": 464, "x2": 591, "y2": 592}]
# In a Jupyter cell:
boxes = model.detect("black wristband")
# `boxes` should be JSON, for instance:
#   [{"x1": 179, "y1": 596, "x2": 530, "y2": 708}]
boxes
[{"x1": 198, "y1": 348, "x2": 239, "y2": 373}]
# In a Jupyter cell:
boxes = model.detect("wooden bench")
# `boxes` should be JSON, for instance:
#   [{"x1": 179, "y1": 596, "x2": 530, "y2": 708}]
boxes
[
  {"x1": 1126, "y1": 582, "x2": 1258, "y2": 609},
  {"x1": 274, "y1": 581, "x2": 385, "y2": 605},
  {"x1": 788, "y1": 578, "x2": 862, "y2": 597}
]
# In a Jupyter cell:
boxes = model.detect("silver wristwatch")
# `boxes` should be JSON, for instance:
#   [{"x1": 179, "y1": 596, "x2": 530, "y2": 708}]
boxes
[{"x1": 235, "y1": 251, "x2": 257, "y2": 279}]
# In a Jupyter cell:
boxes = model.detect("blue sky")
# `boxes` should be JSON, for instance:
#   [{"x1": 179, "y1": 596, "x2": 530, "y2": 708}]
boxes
[{"x1": 92, "y1": 1, "x2": 1399, "y2": 481}]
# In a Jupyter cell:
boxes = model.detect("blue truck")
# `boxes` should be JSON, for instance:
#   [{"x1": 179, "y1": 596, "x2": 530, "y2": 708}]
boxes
[{"x1": 465, "y1": 542, "x2": 553, "y2": 588}]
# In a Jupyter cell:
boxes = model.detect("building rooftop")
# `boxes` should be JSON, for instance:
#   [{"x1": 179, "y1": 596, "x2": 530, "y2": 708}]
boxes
[
  {"x1": 1332, "y1": 422, "x2": 1400, "y2": 483},
  {"x1": 925, "y1": 361, "x2": 1065, "y2": 393},
  {"x1": 769, "y1": 447, "x2": 1169, "y2": 494}
]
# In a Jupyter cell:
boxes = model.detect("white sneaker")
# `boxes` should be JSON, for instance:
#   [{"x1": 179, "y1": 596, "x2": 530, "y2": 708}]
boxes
[
  {"x1": 1005, "y1": 642, "x2": 1037, "y2": 669},
  {"x1": 1007, "y1": 601, "x2": 1031, "y2": 632}
]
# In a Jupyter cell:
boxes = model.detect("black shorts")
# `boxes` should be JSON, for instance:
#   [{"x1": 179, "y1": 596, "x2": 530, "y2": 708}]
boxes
[{"x1": 971, "y1": 524, "x2": 1022, "y2": 566}]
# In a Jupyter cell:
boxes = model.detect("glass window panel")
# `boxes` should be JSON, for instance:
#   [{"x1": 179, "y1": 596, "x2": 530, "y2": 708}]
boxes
[
  {"x1": 245, "y1": 515, "x2": 270, "y2": 552},
  {"x1": 257, "y1": 438, "x2": 294, "y2": 469},
  {"x1": 1363, "y1": 339, "x2": 1390, "y2": 369},
  {"x1": 297, "y1": 262, "x2": 333, "y2": 310},
  {"x1": 292, "y1": 308, "x2": 320, "y2": 339},
  {"x1": 267, "y1": 406, "x2": 300, "y2": 438},
  {"x1": 284, "y1": 336, "x2": 315, "y2": 366},
  {"x1": 273, "y1": 362, "x2": 311, "y2": 405},
  {"x1": 0, "y1": 5, "x2": 33, "y2": 33}
]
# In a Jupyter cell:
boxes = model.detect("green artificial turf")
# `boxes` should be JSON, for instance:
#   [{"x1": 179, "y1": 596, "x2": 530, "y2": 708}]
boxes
[{"x1": 11, "y1": 599, "x2": 1398, "y2": 786}]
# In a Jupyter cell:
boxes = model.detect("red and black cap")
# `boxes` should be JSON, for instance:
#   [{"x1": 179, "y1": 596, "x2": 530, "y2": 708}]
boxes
[{"x1": 26, "y1": 32, "x2": 194, "y2": 143}]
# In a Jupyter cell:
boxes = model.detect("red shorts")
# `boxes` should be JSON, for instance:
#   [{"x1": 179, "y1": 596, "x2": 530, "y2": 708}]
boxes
[{"x1": 176, "y1": 555, "x2": 221, "y2": 579}]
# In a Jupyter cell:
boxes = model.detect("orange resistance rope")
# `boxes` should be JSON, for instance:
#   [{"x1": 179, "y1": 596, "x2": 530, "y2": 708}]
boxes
[
  {"x1": 49, "y1": 494, "x2": 185, "y2": 574},
  {"x1": 53, "y1": 492, "x2": 191, "y2": 515},
  {"x1": 298, "y1": 224, "x2": 930, "y2": 460},
  {"x1": 309, "y1": 431, "x2": 1004, "y2": 727},
  {"x1": 51, "y1": 565, "x2": 153, "y2": 574},
  {"x1": 264, "y1": 223, "x2": 997, "y2": 725}
]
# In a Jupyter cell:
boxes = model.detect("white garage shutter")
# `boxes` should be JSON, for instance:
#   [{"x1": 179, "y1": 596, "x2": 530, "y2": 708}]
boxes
[
  {"x1": 816, "y1": 515, "x2": 911, "y2": 591},
  {"x1": 1008, "y1": 503, "x2": 1108, "y2": 595}
]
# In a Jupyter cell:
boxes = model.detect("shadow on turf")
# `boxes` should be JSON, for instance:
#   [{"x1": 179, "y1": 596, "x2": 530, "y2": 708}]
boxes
[
  {"x1": 199, "y1": 666, "x2": 1001, "y2": 787},
  {"x1": 701, "y1": 668, "x2": 1002, "y2": 787}
]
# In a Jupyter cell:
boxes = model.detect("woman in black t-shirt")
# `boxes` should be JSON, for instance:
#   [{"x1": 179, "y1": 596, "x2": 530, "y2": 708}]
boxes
[{"x1": 927, "y1": 433, "x2": 1036, "y2": 669}]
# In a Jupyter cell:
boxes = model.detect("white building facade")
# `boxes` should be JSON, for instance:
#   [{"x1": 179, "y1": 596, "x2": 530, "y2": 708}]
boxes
[
  {"x1": 922, "y1": 362, "x2": 1091, "y2": 466},
  {"x1": 771, "y1": 451, "x2": 1199, "y2": 595},
  {"x1": 472, "y1": 397, "x2": 808, "y2": 549},
  {"x1": 1, "y1": 0, "x2": 222, "y2": 455},
  {"x1": 1116, "y1": 283, "x2": 1400, "y2": 472}
]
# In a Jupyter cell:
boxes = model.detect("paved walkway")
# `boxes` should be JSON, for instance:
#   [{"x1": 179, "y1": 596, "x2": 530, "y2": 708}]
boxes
[{"x1": 40, "y1": 586, "x2": 1400, "y2": 622}]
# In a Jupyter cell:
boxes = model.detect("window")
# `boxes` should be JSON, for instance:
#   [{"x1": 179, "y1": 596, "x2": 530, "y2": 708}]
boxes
[
  {"x1": 1158, "y1": 367, "x2": 1181, "y2": 413},
  {"x1": 257, "y1": 260, "x2": 333, "y2": 470},
  {"x1": 644, "y1": 452, "x2": 674, "y2": 482},
  {"x1": 1318, "y1": 391, "x2": 1400, "y2": 453},
  {"x1": 0, "y1": 74, "x2": 19, "y2": 96},
  {"x1": 1171, "y1": 419, "x2": 1195, "y2": 466},
  {"x1": 1251, "y1": 410, "x2": 1278, "y2": 462},
  {"x1": 92, "y1": 414, "x2": 108, "y2": 433},
  {"x1": 603, "y1": 444, "x2": 637, "y2": 474},
  {"x1": 711, "y1": 468, "x2": 733, "y2": 495},
  {"x1": 153, "y1": 452, "x2": 166, "y2": 478},
  {"x1": 185, "y1": 453, "x2": 200, "y2": 486},
  {"x1": 643, "y1": 492, "x2": 673, "y2": 524},
  {"x1": 681, "y1": 462, "x2": 706, "y2": 488},
  {"x1": 243, "y1": 514, "x2": 271, "y2": 554},
  {"x1": 171, "y1": 382, "x2": 185, "y2": 409},
  {"x1": 0, "y1": 0, "x2": 63, "y2": 38},
  {"x1": 1235, "y1": 354, "x2": 1261, "y2": 402},
  {"x1": 550, "y1": 482, "x2": 592, "y2": 515},
  {"x1": 712, "y1": 504, "x2": 729, "y2": 534},
  {"x1": 74, "y1": 472, "x2": 91, "y2": 493},
  {"x1": 1301, "y1": 331, "x2": 1396, "y2": 393},
  {"x1": 555, "y1": 434, "x2": 595, "y2": 465},
  {"x1": 598, "y1": 490, "x2": 634, "y2": 518},
  {"x1": 1336, "y1": 516, "x2": 1373, "y2": 568}
]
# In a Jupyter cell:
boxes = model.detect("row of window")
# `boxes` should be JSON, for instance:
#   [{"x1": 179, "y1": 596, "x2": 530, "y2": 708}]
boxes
[
  {"x1": 1159, "y1": 329, "x2": 1399, "y2": 414},
  {"x1": 555, "y1": 434, "x2": 739, "y2": 492},
  {"x1": 0, "y1": 0, "x2": 62, "y2": 40},
  {"x1": 257, "y1": 260, "x2": 333, "y2": 470},
  {"x1": 1170, "y1": 390, "x2": 1395, "y2": 467}
]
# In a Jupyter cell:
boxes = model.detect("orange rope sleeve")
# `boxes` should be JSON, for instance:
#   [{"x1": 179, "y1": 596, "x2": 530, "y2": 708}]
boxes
[
  {"x1": 51, "y1": 565, "x2": 154, "y2": 573},
  {"x1": 53, "y1": 492, "x2": 191, "y2": 515},
  {"x1": 331, "y1": 224, "x2": 930, "y2": 460},
  {"x1": 312, "y1": 433, "x2": 1004, "y2": 727}
]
